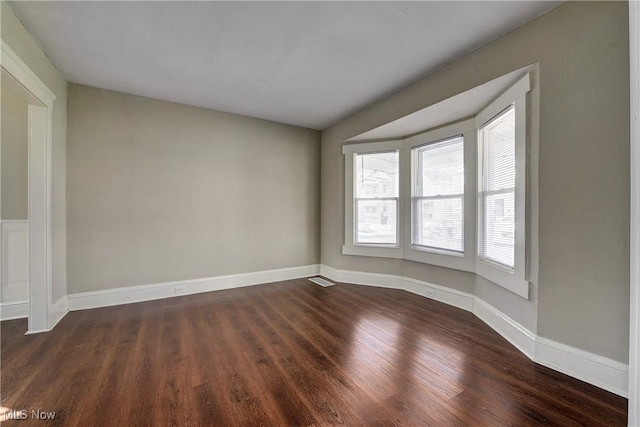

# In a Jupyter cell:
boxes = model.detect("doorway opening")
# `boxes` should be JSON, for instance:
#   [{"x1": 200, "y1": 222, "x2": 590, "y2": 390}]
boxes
[
  {"x1": 1, "y1": 42, "x2": 58, "y2": 333},
  {"x1": 1, "y1": 80, "x2": 29, "y2": 329}
]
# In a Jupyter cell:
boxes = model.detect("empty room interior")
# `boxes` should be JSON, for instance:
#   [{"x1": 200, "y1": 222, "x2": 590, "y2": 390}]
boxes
[{"x1": 1, "y1": 1, "x2": 639, "y2": 425}]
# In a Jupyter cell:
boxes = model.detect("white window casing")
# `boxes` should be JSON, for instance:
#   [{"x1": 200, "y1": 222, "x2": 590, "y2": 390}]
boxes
[
  {"x1": 478, "y1": 105, "x2": 517, "y2": 268},
  {"x1": 343, "y1": 140, "x2": 404, "y2": 259},
  {"x1": 475, "y1": 73, "x2": 531, "y2": 298},
  {"x1": 404, "y1": 119, "x2": 476, "y2": 272},
  {"x1": 342, "y1": 72, "x2": 533, "y2": 300}
]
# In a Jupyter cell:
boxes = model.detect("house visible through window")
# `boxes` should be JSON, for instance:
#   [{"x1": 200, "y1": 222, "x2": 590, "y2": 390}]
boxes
[
  {"x1": 412, "y1": 135, "x2": 464, "y2": 253},
  {"x1": 355, "y1": 151, "x2": 399, "y2": 245}
]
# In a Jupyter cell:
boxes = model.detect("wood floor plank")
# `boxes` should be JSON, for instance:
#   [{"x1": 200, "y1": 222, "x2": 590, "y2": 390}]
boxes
[
  {"x1": 244, "y1": 287, "x2": 400, "y2": 425},
  {"x1": 1, "y1": 279, "x2": 628, "y2": 426}
]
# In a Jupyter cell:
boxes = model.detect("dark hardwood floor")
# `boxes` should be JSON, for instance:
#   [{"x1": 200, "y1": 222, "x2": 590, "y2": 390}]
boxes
[{"x1": 1, "y1": 279, "x2": 628, "y2": 426}]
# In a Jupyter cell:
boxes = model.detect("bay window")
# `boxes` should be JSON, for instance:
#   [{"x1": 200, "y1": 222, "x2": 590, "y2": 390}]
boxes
[{"x1": 342, "y1": 72, "x2": 533, "y2": 298}]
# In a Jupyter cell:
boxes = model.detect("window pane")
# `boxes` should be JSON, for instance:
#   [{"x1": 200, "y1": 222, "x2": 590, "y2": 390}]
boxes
[
  {"x1": 355, "y1": 151, "x2": 399, "y2": 198},
  {"x1": 412, "y1": 136, "x2": 464, "y2": 253},
  {"x1": 413, "y1": 197, "x2": 463, "y2": 252},
  {"x1": 417, "y1": 136, "x2": 464, "y2": 197},
  {"x1": 480, "y1": 191, "x2": 515, "y2": 266},
  {"x1": 485, "y1": 106, "x2": 515, "y2": 192},
  {"x1": 479, "y1": 105, "x2": 516, "y2": 268},
  {"x1": 356, "y1": 200, "x2": 397, "y2": 245}
]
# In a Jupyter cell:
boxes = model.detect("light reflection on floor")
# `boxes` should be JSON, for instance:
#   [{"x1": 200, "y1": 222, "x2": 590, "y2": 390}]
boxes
[{"x1": 346, "y1": 312, "x2": 467, "y2": 403}]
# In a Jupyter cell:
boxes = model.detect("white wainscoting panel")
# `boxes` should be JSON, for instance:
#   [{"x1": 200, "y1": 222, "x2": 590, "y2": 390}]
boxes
[
  {"x1": 319, "y1": 264, "x2": 629, "y2": 398},
  {"x1": 1, "y1": 221, "x2": 29, "y2": 307}
]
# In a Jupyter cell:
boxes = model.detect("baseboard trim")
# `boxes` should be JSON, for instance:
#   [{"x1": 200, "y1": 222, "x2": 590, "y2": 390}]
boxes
[
  {"x1": 0, "y1": 299, "x2": 28, "y2": 320},
  {"x1": 404, "y1": 277, "x2": 474, "y2": 311},
  {"x1": 68, "y1": 264, "x2": 321, "y2": 311},
  {"x1": 320, "y1": 264, "x2": 629, "y2": 398},
  {"x1": 48, "y1": 296, "x2": 68, "y2": 330},
  {"x1": 320, "y1": 265, "x2": 402, "y2": 289},
  {"x1": 473, "y1": 297, "x2": 537, "y2": 359},
  {"x1": 535, "y1": 336, "x2": 629, "y2": 398}
]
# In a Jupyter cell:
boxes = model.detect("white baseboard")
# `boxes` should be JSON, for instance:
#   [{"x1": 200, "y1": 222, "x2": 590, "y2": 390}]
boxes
[
  {"x1": 535, "y1": 336, "x2": 629, "y2": 398},
  {"x1": 319, "y1": 265, "x2": 474, "y2": 311},
  {"x1": 473, "y1": 297, "x2": 537, "y2": 359},
  {"x1": 0, "y1": 299, "x2": 28, "y2": 320},
  {"x1": 320, "y1": 265, "x2": 402, "y2": 289},
  {"x1": 404, "y1": 277, "x2": 474, "y2": 311},
  {"x1": 320, "y1": 264, "x2": 629, "y2": 398},
  {"x1": 68, "y1": 264, "x2": 320, "y2": 311}
]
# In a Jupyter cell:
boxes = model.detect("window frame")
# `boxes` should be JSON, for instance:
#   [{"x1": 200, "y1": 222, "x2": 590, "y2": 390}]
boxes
[
  {"x1": 354, "y1": 151, "x2": 400, "y2": 247},
  {"x1": 477, "y1": 104, "x2": 517, "y2": 269},
  {"x1": 475, "y1": 74, "x2": 531, "y2": 298},
  {"x1": 404, "y1": 119, "x2": 476, "y2": 272},
  {"x1": 343, "y1": 140, "x2": 404, "y2": 259},
  {"x1": 412, "y1": 137, "x2": 465, "y2": 254}
]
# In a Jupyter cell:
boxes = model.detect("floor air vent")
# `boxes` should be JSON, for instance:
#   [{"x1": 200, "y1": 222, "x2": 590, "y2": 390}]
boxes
[{"x1": 309, "y1": 277, "x2": 335, "y2": 287}]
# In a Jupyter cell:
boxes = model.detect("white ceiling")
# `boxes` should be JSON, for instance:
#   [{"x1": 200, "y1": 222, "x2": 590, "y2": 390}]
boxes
[{"x1": 8, "y1": 1, "x2": 561, "y2": 130}]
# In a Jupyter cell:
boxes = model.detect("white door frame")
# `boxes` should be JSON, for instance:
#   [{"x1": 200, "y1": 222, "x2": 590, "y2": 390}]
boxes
[
  {"x1": 1, "y1": 41, "x2": 56, "y2": 333},
  {"x1": 629, "y1": 1, "x2": 639, "y2": 426}
]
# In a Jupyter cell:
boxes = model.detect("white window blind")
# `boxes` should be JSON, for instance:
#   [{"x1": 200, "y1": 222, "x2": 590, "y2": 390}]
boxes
[
  {"x1": 354, "y1": 151, "x2": 399, "y2": 245},
  {"x1": 412, "y1": 136, "x2": 464, "y2": 253},
  {"x1": 478, "y1": 105, "x2": 516, "y2": 268}
]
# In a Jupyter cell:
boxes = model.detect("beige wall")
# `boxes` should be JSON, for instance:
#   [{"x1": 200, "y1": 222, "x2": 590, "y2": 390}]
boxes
[
  {"x1": 67, "y1": 84, "x2": 320, "y2": 293},
  {"x1": 1, "y1": 1, "x2": 68, "y2": 303},
  {"x1": 1, "y1": 83, "x2": 28, "y2": 220},
  {"x1": 321, "y1": 1, "x2": 629, "y2": 362}
]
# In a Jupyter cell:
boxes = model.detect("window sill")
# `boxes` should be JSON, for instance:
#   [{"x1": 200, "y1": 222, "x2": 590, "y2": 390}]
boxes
[
  {"x1": 405, "y1": 247, "x2": 475, "y2": 273},
  {"x1": 342, "y1": 244, "x2": 403, "y2": 259},
  {"x1": 411, "y1": 244, "x2": 464, "y2": 257}
]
